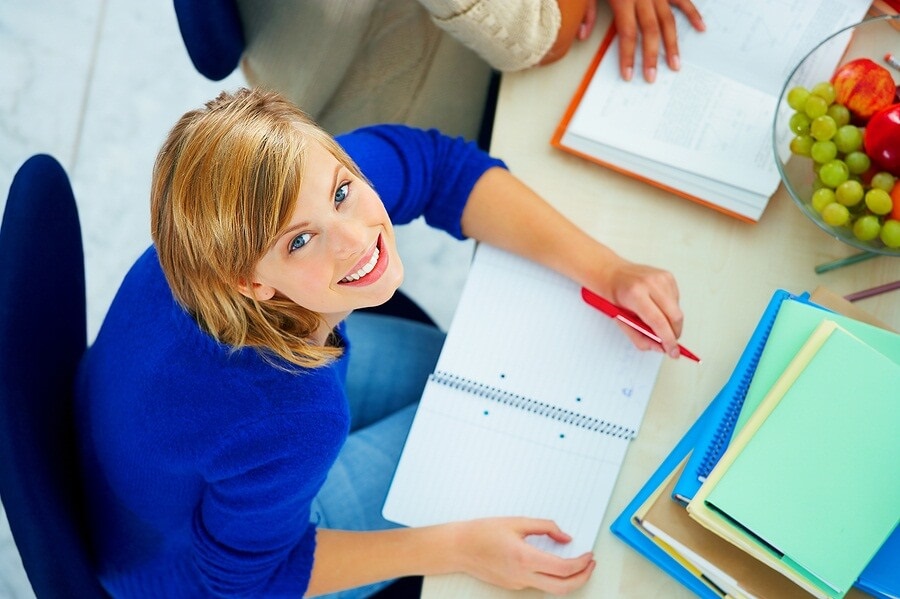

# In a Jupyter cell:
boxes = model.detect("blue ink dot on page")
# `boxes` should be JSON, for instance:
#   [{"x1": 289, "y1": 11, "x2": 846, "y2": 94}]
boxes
[
  {"x1": 499, "y1": 373, "x2": 506, "y2": 379},
  {"x1": 559, "y1": 433, "x2": 565, "y2": 439},
  {"x1": 483, "y1": 410, "x2": 489, "y2": 416},
  {"x1": 576, "y1": 397, "x2": 582, "y2": 402}
]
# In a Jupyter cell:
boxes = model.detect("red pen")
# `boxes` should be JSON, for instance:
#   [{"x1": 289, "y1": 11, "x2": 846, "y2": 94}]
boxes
[{"x1": 581, "y1": 287, "x2": 700, "y2": 363}]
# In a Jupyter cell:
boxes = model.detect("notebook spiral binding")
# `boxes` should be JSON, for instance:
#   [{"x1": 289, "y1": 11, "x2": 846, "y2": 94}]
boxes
[
  {"x1": 432, "y1": 370, "x2": 636, "y2": 439},
  {"x1": 695, "y1": 291, "x2": 798, "y2": 481},
  {"x1": 695, "y1": 347, "x2": 765, "y2": 480}
]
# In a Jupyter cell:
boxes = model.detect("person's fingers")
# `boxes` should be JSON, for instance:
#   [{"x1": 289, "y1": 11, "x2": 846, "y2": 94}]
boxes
[
  {"x1": 635, "y1": 1, "x2": 660, "y2": 82},
  {"x1": 647, "y1": 310, "x2": 681, "y2": 358},
  {"x1": 517, "y1": 541, "x2": 594, "y2": 585},
  {"x1": 650, "y1": 287, "x2": 683, "y2": 340},
  {"x1": 612, "y1": 0, "x2": 704, "y2": 82},
  {"x1": 615, "y1": 321, "x2": 664, "y2": 352},
  {"x1": 512, "y1": 518, "x2": 594, "y2": 575},
  {"x1": 610, "y1": 2, "x2": 639, "y2": 81},
  {"x1": 654, "y1": 0, "x2": 680, "y2": 71},
  {"x1": 516, "y1": 518, "x2": 572, "y2": 543},
  {"x1": 639, "y1": 276, "x2": 683, "y2": 356},
  {"x1": 612, "y1": 271, "x2": 682, "y2": 356},
  {"x1": 671, "y1": 0, "x2": 705, "y2": 31},
  {"x1": 630, "y1": 303, "x2": 678, "y2": 356},
  {"x1": 533, "y1": 558, "x2": 597, "y2": 596},
  {"x1": 578, "y1": 0, "x2": 599, "y2": 40},
  {"x1": 530, "y1": 549, "x2": 594, "y2": 579}
]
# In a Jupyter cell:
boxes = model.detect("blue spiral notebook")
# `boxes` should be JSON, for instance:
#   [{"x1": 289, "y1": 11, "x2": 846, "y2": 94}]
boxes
[{"x1": 671, "y1": 289, "x2": 818, "y2": 504}]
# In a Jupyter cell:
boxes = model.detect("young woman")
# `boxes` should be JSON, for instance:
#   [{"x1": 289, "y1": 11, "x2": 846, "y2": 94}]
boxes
[{"x1": 75, "y1": 88, "x2": 684, "y2": 598}]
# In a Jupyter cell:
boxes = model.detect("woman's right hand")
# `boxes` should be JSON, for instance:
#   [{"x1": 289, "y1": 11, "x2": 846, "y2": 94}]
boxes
[
  {"x1": 593, "y1": 257, "x2": 684, "y2": 358},
  {"x1": 446, "y1": 517, "x2": 596, "y2": 595}
]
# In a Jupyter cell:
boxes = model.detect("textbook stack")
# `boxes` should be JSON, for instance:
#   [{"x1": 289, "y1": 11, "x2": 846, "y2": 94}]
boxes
[{"x1": 611, "y1": 287, "x2": 900, "y2": 599}]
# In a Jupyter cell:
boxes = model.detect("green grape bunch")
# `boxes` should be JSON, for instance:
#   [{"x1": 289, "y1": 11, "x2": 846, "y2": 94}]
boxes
[{"x1": 785, "y1": 81, "x2": 900, "y2": 249}]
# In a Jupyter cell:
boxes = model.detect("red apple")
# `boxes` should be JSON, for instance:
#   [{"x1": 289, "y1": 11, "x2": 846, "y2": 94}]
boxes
[
  {"x1": 864, "y1": 103, "x2": 900, "y2": 176},
  {"x1": 831, "y1": 58, "x2": 896, "y2": 122}
]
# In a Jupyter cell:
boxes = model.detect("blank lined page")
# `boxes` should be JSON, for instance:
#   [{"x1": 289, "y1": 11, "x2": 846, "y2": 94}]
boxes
[
  {"x1": 436, "y1": 244, "x2": 662, "y2": 434},
  {"x1": 383, "y1": 245, "x2": 665, "y2": 556}
]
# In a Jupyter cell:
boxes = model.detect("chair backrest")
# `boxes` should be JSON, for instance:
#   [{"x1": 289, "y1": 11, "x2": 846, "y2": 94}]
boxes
[
  {"x1": 173, "y1": 0, "x2": 245, "y2": 81},
  {"x1": 0, "y1": 155, "x2": 109, "y2": 597}
]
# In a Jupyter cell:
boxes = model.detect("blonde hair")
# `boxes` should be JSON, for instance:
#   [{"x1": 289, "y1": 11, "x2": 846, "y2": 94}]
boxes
[{"x1": 151, "y1": 87, "x2": 365, "y2": 367}]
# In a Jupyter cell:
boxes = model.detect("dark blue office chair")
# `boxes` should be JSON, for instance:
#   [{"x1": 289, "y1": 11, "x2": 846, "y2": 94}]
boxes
[
  {"x1": 173, "y1": 0, "x2": 245, "y2": 81},
  {"x1": 0, "y1": 154, "x2": 110, "y2": 597}
]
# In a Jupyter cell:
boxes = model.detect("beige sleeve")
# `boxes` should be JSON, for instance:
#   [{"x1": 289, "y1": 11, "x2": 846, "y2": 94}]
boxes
[
  {"x1": 236, "y1": 0, "x2": 492, "y2": 140},
  {"x1": 418, "y1": 0, "x2": 562, "y2": 71}
]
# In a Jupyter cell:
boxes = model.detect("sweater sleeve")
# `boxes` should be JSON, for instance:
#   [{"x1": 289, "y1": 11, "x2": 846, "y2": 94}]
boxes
[
  {"x1": 417, "y1": 0, "x2": 561, "y2": 71},
  {"x1": 192, "y1": 410, "x2": 345, "y2": 597},
  {"x1": 336, "y1": 124, "x2": 507, "y2": 239}
]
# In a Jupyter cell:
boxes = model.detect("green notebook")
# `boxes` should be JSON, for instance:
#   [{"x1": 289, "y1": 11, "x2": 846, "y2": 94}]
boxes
[
  {"x1": 734, "y1": 298, "x2": 900, "y2": 435},
  {"x1": 705, "y1": 324, "x2": 900, "y2": 599}
]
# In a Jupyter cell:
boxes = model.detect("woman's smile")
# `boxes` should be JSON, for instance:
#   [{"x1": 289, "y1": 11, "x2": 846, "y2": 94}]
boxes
[{"x1": 339, "y1": 234, "x2": 389, "y2": 286}]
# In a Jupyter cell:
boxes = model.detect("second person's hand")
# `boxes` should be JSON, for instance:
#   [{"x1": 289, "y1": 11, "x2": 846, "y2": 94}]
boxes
[{"x1": 607, "y1": 0, "x2": 705, "y2": 83}]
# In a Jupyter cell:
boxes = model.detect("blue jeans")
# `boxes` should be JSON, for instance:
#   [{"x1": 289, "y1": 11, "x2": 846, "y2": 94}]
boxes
[{"x1": 311, "y1": 312, "x2": 445, "y2": 599}]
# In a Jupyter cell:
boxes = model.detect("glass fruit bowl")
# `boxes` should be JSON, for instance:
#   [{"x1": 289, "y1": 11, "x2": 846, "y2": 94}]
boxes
[{"x1": 774, "y1": 15, "x2": 900, "y2": 256}]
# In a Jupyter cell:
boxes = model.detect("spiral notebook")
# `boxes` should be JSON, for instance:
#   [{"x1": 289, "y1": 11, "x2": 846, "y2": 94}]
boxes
[
  {"x1": 671, "y1": 289, "x2": 816, "y2": 503},
  {"x1": 383, "y1": 244, "x2": 664, "y2": 558}
]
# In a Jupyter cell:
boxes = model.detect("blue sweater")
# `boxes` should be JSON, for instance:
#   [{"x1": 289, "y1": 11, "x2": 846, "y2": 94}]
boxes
[{"x1": 75, "y1": 125, "x2": 505, "y2": 598}]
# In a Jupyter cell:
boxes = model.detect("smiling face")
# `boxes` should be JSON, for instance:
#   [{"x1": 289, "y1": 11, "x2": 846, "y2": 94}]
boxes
[{"x1": 241, "y1": 140, "x2": 404, "y2": 338}]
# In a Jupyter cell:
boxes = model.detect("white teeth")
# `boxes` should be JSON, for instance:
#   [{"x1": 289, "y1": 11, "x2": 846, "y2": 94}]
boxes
[{"x1": 341, "y1": 246, "x2": 379, "y2": 283}]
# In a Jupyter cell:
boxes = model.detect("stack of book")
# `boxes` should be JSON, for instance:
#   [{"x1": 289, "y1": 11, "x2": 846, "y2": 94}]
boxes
[{"x1": 612, "y1": 288, "x2": 900, "y2": 599}]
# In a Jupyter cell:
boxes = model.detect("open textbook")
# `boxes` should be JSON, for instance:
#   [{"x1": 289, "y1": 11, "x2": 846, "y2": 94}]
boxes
[{"x1": 552, "y1": 0, "x2": 872, "y2": 222}]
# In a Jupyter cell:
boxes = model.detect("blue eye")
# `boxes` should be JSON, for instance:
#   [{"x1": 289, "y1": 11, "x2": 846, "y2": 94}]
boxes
[
  {"x1": 335, "y1": 182, "x2": 349, "y2": 204},
  {"x1": 289, "y1": 232, "x2": 312, "y2": 253}
]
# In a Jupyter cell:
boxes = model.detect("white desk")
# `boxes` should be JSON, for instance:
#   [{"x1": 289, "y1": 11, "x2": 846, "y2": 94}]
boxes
[{"x1": 422, "y1": 7, "x2": 900, "y2": 599}]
